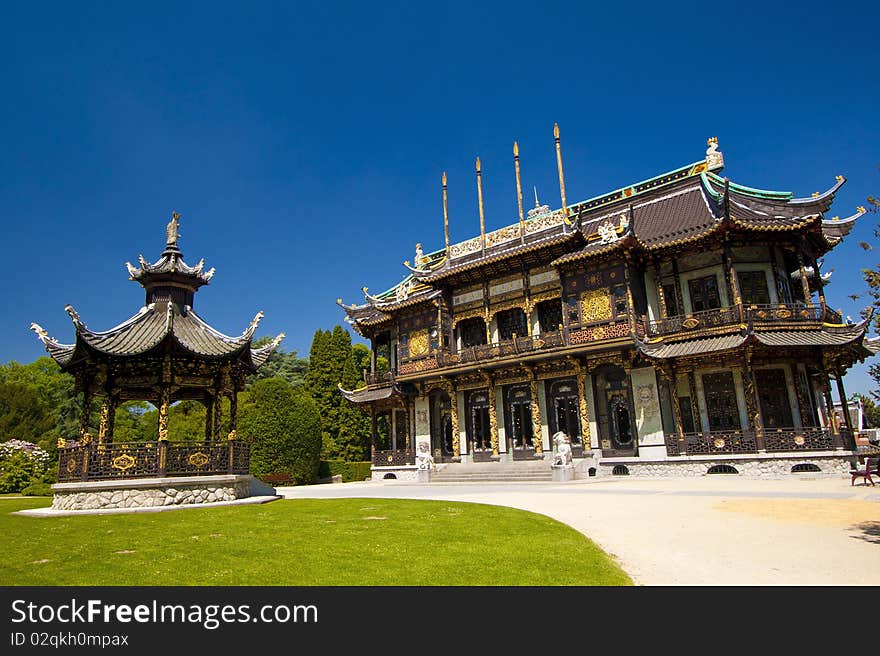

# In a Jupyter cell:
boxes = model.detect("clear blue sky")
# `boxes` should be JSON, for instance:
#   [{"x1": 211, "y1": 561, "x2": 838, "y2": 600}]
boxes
[{"x1": 2, "y1": 1, "x2": 878, "y2": 394}]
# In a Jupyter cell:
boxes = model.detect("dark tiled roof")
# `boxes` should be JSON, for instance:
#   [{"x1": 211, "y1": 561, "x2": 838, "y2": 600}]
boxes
[
  {"x1": 630, "y1": 183, "x2": 720, "y2": 248},
  {"x1": 36, "y1": 304, "x2": 281, "y2": 369},
  {"x1": 636, "y1": 334, "x2": 746, "y2": 359}
]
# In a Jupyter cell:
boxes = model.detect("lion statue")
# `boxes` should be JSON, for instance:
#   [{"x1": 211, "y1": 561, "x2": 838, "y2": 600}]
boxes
[
  {"x1": 416, "y1": 441, "x2": 435, "y2": 470},
  {"x1": 552, "y1": 431, "x2": 573, "y2": 467}
]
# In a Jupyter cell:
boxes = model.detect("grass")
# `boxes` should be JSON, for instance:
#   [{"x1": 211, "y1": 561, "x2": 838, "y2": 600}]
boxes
[{"x1": 0, "y1": 497, "x2": 631, "y2": 586}]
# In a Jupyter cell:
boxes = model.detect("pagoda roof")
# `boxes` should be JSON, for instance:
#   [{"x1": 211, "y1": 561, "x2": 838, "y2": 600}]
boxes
[
  {"x1": 31, "y1": 213, "x2": 284, "y2": 372},
  {"x1": 635, "y1": 315, "x2": 873, "y2": 360},
  {"x1": 31, "y1": 303, "x2": 283, "y2": 372}
]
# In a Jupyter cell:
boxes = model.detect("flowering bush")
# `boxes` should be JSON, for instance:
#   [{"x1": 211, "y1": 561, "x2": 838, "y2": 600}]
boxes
[{"x1": 0, "y1": 440, "x2": 52, "y2": 493}]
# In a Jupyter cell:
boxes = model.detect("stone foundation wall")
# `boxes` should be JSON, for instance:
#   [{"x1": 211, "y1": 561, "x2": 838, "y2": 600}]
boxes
[
  {"x1": 593, "y1": 455, "x2": 855, "y2": 479},
  {"x1": 371, "y1": 467, "x2": 420, "y2": 482},
  {"x1": 51, "y1": 475, "x2": 259, "y2": 511}
]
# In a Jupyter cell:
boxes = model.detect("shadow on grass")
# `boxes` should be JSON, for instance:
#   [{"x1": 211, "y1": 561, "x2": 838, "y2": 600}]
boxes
[{"x1": 850, "y1": 521, "x2": 880, "y2": 545}]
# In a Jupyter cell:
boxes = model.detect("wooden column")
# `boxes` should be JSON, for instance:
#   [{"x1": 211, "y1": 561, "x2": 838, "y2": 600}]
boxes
[
  {"x1": 835, "y1": 368, "x2": 853, "y2": 432},
  {"x1": 213, "y1": 388, "x2": 223, "y2": 441},
  {"x1": 671, "y1": 259, "x2": 685, "y2": 317},
  {"x1": 741, "y1": 352, "x2": 765, "y2": 451},
  {"x1": 653, "y1": 259, "x2": 668, "y2": 319},
  {"x1": 485, "y1": 373, "x2": 499, "y2": 456},
  {"x1": 687, "y1": 370, "x2": 700, "y2": 434},
  {"x1": 573, "y1": 359, "x2": 591, "y2": 448},
  {"x1": 528, "y1": 368, "x2": 543, "y2": 455},
  {"x1": 157, "y1": 386, "x2": 171, "y2": 442},
  {"x1": 370, "y1": 408, "x2": 378, "y2": 455},
  {"x1": 448, "y1": 379, "x2": 461, "y2": 459},
  {"x1": 821, "y1": 372, "x2": 839, "y2": 435},
  {"x1": 98, "y1": 396, "x2": 117, "y2": 446},
  {"x1": 797, "y1": 249, "x2": 812, "y2": 306},
  {"x1": 663, "y1": 364, "x2": 685, "y2": 443},
  {"x1": 623, "y1": 260, "x2": 637, "y2": 336},
  {"x1": 204, "y1": 396, "x2": 214, "y2": 444},
  {"x1": 722, "y1": 242, "x2": 742, "y2": 309},
  {"x1": 80, "y1": 377, "x2": 93, "y2": 442},
  {"x1": 791, "y1": 364, "x2": 811, "y2": 427},
  {"x1": 814, "y1": 257, "x2": 827, "y2": 310},
  {"x1": 228, "y1": 384, "x2": 238, "y2": 440}
]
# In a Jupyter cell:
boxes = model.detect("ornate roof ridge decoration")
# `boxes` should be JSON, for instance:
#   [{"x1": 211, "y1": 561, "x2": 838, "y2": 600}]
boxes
[
  {"x1": 821, "y1": 205, "x2": 867, "y2": 244},
  {"x1": 125, "y1": 212, "x2": 215, "y2": 289}
]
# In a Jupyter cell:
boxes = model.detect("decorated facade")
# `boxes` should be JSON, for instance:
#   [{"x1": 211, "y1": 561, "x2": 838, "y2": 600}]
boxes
[{"x1": 339, "y1": 128, "x2": 877, "y2": 479}]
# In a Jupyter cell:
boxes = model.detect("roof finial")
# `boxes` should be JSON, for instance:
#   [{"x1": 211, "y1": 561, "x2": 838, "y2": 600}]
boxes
[
  {"x1": 534, "y1": 186, "x2": 540, "y2": 207},
  {"x1": 513, "y1": 141, "x2": 525, "y2": 243},
  {"x1": 476, "y1": 156, "x2": 486, "y2": 253},
  {"x1": 554, "y1": 123, "x2": 571, "y2": 227},
  {"x1": 166, "y1": 211, "x2": 181, "y2": 247},
  {"x1": 706, "y1": 137, "x2": 724, "y2": 169},
  {"x1": 442, "y1": 171, "x2": 450, "y2": 257}
]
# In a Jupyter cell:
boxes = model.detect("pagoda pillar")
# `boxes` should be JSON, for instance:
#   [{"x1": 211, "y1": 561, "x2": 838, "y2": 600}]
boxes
[
  {"x1": 797, "y1": 249, "x2": 812, "y2": 306},
  {"x1": 485, "y1": 372, "x2": 499, "y2": 457},
  {"x1": 653, "y1": 259, "x2": 668, "y2": 319},
  {"x1": 572, "y1": 358, "x2": 591, "y2": 448},
  {"x1": 228, "y1": 385, "x2": 239, "y2": 440},
  {"x1": 835, "y1": 366, "x2": 853, "y2": 436},
  {"x1": 623, "y1": 260, "x2": 637, "y2": 337},
  {"x1": 204, "y1": 397, "x2": 214, "y2": 444},
  {"x1": 528, "y1": 368, "x2": 543, "y2": 455},
  {"x1": 157, "y1": 387, "x2": 171, "y2": 442},
  {"x1": 687, "y1": 370, "x2": 700, "y2": 434},
  {"x1": 98, "y1": 396, "x2": 117, "y2": 446},
  {"x1": 741, "y1": 352, "x2": 765, "y2": 451},
  {"x1": 447, "y1": 379, "x2": 460, "y2": 459},
  {"x1": 722, "y1": 242, "x2": 742, "y2": 316},
  {"x1": 213, "y1": 388, "x2": 223, "y2": 441},
  {"x1": 671, "y1": 260, "x2": 685, "y2": 317},
  {"x1": 79, "y1": 376, "x2": 93, "y2": 443},
  {"x1": 814, "y1": 257, "x2": 827, "y2": 310}
]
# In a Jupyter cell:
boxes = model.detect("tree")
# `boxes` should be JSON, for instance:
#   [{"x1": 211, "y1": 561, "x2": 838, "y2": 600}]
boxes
[
  {"x1": 247, "y1": 337, "x2": 309, "y2": 390},
  {"x1": 855, "y1": 165, "x2": 880, "y2": 398},
  {"x1": 239, "y1": 377, "x2": 321, "y2": 485}
]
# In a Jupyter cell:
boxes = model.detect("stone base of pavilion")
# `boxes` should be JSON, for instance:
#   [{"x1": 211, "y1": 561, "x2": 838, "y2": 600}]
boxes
[{"x1": 44, "y1": 474, "x2": 279, "y2": 513}]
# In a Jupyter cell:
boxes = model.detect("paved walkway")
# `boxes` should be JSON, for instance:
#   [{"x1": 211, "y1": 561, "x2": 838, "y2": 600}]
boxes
[{"x1": 277, "y1": 475, "x2": 880, "y2": 585}]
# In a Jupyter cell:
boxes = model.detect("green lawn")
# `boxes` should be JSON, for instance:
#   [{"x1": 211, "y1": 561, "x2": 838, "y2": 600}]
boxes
[{"x1": 0, "y1": 497, "x2": 631, "y2": 586}]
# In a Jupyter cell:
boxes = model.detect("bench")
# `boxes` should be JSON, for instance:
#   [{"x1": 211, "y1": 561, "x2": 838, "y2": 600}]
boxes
[{"x1": 851, "y1": 457, "x2": 876, "y2": 487}]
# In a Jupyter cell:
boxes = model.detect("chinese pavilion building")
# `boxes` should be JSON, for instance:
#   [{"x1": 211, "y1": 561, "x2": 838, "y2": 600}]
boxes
[
  {"x1": 340, "y1": 130, "x2": 877, "y2": 479},
  {"x1": 31, "y1": 213, "x2": 283, "y2": 509}
]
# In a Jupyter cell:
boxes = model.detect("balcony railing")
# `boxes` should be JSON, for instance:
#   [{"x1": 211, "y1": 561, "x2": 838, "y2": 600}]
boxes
[
  {"x1": 363, "y1": 370, "x2": 393, "y2": 386},
  {"x1": 664, "y1": 427, "x2": 845, "y2": 456},
  {"x1": 57, "y1": 441, "x2": 250, "y2": 482},
  {"x1": 450, "y1": 331, "x2": 567, "y2": 365},
  {"x1": 646, "y1": 303, "x2": 824, "y2": 339}
]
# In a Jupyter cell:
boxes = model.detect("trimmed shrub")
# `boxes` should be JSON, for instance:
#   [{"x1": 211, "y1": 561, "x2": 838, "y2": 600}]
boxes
[
  {"x1": 240, "y1": 378, "x2": 322, "y2": 486},
  {"x1": 21, "y1": 481, "x2": 53, "y2": 496},
  {"x1": 318, "y1": 460, "x2": 372, "y2": 482}
]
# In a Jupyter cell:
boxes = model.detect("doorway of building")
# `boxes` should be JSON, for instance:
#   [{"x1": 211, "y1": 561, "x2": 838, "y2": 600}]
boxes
[
  {"x1": 465, "y1": 389, "x2": 493, "y2": 461},
  {"x1": 504, "y1": 383, "x2": 535, "y2": 459},
  {"x1": 428, "y1": 389, "x2": 454, "y2": 462},
  {"x1": 546, "y1": 378, "x2": 585, "y2": 458},
  {"x1": 593, "y1": 365, "x2": 637, "y2": 456}
]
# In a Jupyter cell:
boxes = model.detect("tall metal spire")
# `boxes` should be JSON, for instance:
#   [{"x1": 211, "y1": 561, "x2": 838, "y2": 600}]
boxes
[
  {"x1": 476, "y1": 156, "x2": 486, "y2": 253},
  {"x1": 514, "y1": 141, "x2": 525, "y2": 244},
  {"x1": 442, "y1": 171, "x2": 450, "y2": 257},
  {"x1": 554, "y1": 123, "x2": 571, "y2": 227}
]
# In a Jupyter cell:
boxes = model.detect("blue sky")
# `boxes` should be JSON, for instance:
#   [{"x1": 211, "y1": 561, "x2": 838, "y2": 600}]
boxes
[{"x1": 2, "y1": 1, "x2": 878, "y2": 394}]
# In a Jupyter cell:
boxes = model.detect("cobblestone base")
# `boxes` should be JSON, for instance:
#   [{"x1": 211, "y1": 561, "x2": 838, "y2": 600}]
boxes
[
  {"x1": 370, "y1": 467, "x2": 420, "y2": 482},
  {"x1": 594, "y1": 455, "x2": 856, "y2": 478},
  {"x1": 51, "y1": 475, "x2": 256, "y2": 511}
]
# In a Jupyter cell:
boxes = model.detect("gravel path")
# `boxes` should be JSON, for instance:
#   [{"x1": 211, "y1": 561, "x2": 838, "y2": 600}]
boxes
[{"x1": 277, "y1": 476, "x2": 880, "y2": 585}]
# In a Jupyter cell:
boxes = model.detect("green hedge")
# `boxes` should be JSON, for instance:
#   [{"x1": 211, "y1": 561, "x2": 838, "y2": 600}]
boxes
[{"x1": 318, "y1": 460, "x2": 372, "y2": 483}]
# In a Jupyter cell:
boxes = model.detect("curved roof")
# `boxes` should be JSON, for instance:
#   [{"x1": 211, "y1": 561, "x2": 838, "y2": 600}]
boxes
[{"x1": 32, "y1": 303, "x2": 283, "y2": 372}]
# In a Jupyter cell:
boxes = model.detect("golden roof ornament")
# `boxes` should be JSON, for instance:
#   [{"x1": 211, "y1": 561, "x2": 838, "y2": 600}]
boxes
[
  {"x1": 705, "y1": 137, "x2": 724, "y2": 170},
  {"x1": 166, "y1": 211, "x2": 181, "y2": 246}
]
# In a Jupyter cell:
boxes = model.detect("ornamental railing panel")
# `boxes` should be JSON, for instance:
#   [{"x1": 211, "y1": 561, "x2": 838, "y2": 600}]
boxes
[
  {"x1": 56, "y1": 441, "x2": 250, "y2": 482},
  {"x1": 372, "y1": 449, "x2": 416, "y2": 467},
  {"x1": 746, "y1": 303, "x2": 822, "y2": 325},
  {"x1": 646, "y1": 306, "x2": 741, "y2": 338},
  {"x1": 663, "y1": 430, "x2": 758, "y2": 456},
  {"x1": 762, "y1": 428, "x2": 835, "y2": 452}
]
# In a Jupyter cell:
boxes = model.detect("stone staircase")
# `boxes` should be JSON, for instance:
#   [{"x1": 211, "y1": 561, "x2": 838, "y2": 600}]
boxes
[{"x1": 431, "y1": 460, "x2": 553, "y2": 482}]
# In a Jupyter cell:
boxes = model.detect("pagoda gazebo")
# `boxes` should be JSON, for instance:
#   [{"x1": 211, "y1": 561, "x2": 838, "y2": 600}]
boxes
[{"x1": 30, "y1": 213, "x2": 283, "y2": 510}]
